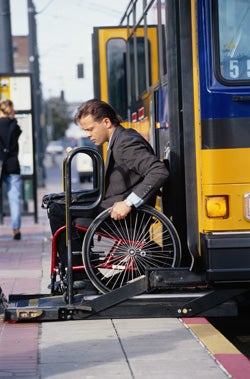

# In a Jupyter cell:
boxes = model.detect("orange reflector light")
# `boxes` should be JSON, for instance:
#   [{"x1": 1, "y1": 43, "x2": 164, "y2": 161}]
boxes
[{"x1": 205, "y1": 196, "x2": 228, "y2": 218}]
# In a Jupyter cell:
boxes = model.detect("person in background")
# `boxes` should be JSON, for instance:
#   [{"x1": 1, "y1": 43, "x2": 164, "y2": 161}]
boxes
[{"x1": 0, "y1": 100, "x2": 22, "y2": 240}]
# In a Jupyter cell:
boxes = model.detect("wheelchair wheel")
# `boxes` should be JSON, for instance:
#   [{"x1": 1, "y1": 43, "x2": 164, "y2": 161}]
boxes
[{"x1": 82, "y1": 205, "x2": 182, "y2": 293}]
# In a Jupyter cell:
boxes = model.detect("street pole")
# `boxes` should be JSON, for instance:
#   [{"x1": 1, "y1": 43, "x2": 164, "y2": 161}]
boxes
[
  {"x1": 28, "y1": 0, "x2": 45, "y2": 187},
  {"x1": 0, "y1": 0, "x2": 13, "y2": 72},
  {"x1": 0, "y1": 0, "x2": 13, "y2": 224}
]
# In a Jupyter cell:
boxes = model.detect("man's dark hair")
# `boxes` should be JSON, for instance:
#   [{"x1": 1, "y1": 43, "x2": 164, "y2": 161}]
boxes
[{"x1": 74, "y1": 99, "x2": 122, "y2": 126}]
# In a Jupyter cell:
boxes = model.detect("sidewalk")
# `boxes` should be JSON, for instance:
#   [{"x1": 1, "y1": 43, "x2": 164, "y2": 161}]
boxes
[
  {"x1": 0, "y1": 165, "x2": 59, "y2": 378},
  {"x1": 0, "y1": 165, "x2": 246, "y2": 378}
]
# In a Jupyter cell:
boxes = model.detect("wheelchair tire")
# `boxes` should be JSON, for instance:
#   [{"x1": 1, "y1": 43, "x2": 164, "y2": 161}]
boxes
[{"x1": 82, "y1": 205, "x2": 182, "y2": 293}]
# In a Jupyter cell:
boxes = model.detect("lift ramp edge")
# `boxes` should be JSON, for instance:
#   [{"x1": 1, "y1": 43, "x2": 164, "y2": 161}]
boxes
[
  {"x1": 81, "y1": 275, "x2": 148, "y2": 313},
  {"x1": 3, "y1": 276, "x2": 148, "y2": 322}
]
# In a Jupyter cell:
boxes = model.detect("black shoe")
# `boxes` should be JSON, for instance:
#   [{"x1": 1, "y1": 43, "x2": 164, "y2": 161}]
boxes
[
  {"x1": 13, "y1": 232, "x2": 21, "y2": 240},
  {"x1": 73, "y1": 280, "x2": 88, "y2": 289}
]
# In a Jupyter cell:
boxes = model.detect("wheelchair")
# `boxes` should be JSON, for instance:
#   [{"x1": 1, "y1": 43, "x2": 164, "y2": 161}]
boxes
[{"x1": 43, "y1": 147, "x2": 182, "y2": 300}]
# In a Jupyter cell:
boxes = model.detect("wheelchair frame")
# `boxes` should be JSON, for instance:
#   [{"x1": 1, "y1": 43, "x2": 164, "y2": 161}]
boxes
[
  {"x1": 50, "y1": 224, "x2": 88, "y2": 295},
  {"x1": 50, "y1": 205, "x2": 183, "y2": 296}
]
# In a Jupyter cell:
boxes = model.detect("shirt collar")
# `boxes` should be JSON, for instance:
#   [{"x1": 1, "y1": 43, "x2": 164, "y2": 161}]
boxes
[{"x1": 107, "y1": 129, "x2": 115, "y2": 150}]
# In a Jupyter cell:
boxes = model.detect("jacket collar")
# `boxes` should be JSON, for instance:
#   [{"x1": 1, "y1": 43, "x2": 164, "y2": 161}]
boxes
[
  {"x1": 105, "y1": 125, "x2": 124, "y2": 174},
  {"x1": 108, "y1": 124, "x2": 124, "y2": 150}
]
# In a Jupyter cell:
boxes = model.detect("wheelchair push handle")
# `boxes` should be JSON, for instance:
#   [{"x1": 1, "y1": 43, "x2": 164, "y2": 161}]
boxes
[{"x1": 63, "y1": 146, "x2": 104, "y2": 211}]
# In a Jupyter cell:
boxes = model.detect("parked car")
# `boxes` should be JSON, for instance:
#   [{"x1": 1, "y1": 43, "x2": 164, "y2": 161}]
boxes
[
  {"x1": 76, "y1": 137, "x2": 96, "y2": 182},
  {"x1": 46, "y1": 140, "x2": 64, "y2": 154}
]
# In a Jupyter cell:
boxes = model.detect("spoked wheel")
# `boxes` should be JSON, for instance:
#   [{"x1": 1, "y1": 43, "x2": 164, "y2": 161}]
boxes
[{"x1": 82, "y1": 205, "x2": 181, "y2": 293}]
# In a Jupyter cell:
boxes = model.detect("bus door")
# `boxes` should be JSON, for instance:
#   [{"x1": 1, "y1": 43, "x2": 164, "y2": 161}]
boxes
[{"x1": 92, "y1": 26, "x2": 159, "y2": 159}]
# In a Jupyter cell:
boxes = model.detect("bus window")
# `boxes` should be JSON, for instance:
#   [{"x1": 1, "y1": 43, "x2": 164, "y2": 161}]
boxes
[
  {"x1": 128, "y1": 37, "x2": 136, "y2": 105},
  {"x1": 107, "y1": 38, "x2": 127, "y2": 119},
  {"x1": 129, "y1": 36, "x2": 152, "y2": 103},
  {"x1": 216, "y1": 0, "x2": 250, "y2": 82},
  {"x1": 137, "y1": 37, "x2": 151, "y2": 96}
]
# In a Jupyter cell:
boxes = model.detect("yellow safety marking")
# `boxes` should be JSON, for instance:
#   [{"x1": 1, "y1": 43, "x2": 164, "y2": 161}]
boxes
[{"x1": 189, "y1": 324, "x2": 241, "y2": 355}]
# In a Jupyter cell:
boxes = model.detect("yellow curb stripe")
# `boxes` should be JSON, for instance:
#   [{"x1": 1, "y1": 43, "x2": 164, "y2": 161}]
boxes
[{"x1": 186, "y1": 322, "x2": 241, "y2": 355}]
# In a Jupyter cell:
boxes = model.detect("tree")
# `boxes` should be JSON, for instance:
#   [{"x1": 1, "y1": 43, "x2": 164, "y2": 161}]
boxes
[{"x1": 44, "y1": 93, "x2": 71, "y2": 141}]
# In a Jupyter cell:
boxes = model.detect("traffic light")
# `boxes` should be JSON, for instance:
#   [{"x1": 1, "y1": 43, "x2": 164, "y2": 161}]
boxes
[{"x1": 77, "y1": 63, "x2": 84, "y2": 78}]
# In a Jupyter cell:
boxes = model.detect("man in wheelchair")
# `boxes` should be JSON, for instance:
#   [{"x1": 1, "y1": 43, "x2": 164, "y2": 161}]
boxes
[{"x1": 48, "y1": 99, "x2": 169, "y2": 292}]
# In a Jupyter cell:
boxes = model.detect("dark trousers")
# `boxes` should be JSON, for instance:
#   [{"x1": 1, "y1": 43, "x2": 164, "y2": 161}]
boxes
[{"x1": 48, "y1": 202, "x2": 95, "y2": 280}]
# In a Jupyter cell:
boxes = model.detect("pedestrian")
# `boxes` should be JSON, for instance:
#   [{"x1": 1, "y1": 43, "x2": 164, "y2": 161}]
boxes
[{"x1": 0, "y1": 99, "x2": 22, "y2": 240}]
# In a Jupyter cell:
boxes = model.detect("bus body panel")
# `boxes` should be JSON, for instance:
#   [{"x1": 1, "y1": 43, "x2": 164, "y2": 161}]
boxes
[
  {"x1": 197, "y1": 0, "x2": 250, "y2": 279},
  {"x1": 92, "y1": 0, "x2": 250, "y2": 283}
]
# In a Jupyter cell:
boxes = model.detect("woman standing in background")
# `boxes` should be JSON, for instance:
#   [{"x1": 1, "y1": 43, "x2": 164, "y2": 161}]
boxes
[{"x1": 0, "y1": 100, "x2": 22, "y2": 240}]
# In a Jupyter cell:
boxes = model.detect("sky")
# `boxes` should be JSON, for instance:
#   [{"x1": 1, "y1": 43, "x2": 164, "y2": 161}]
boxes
[{"x1": 10, "y1": 0, "x2": 129, "y2": 103}]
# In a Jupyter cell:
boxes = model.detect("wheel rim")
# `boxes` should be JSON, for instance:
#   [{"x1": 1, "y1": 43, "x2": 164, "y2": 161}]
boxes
[{"x1": 83, "y1": 205, "x2": 181, "y2": 293}]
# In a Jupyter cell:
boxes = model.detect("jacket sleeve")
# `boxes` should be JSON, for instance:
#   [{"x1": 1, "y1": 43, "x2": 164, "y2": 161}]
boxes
[{"x1": 114, "y1": 130, "x2": 169, "y2": 202}]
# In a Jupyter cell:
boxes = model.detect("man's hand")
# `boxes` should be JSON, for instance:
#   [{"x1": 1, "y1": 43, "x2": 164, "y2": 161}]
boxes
[{"x1": 109, "y1": 201, "x2": 132, "y2": 220}]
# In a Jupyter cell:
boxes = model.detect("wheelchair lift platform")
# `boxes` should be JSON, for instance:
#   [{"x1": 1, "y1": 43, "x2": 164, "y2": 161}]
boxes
[
  {"x1": 4, "y1": 269, "x2": 249, "y2": 322},
  {"x1": 3, "y1": 148, "x2": 249, "y2": 322}
]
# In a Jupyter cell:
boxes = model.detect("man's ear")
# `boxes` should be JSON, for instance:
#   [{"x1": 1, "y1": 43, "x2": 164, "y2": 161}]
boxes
[{"x1": 103, "y1": 117, "x2": 112, "y2": 129}]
